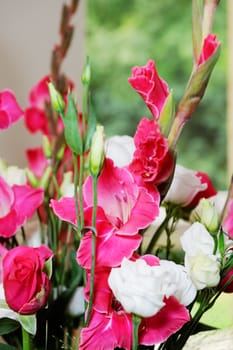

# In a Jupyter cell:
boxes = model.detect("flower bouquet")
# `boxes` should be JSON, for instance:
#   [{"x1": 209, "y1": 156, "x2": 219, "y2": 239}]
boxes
[{"x1": 0, "y1": 0, "x2": 232, "y2": 349}]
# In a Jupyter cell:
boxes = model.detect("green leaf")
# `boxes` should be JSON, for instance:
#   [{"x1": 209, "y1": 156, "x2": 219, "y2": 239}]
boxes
[
  {"x1": 192, "y1": 0, "x2": 203, "y2": 63},
  {"x1": 218, "y1": 228, "x2": 225, "y2": 258},
  {"x1": 0, "y1": 344, "x2": 17, "y2": 350},
  {"x1": 43, "y1": 256, "x2": 53, "y2": 279},
  {"x1": 0, "y1": 318, "x2": 19, "y2": 335},
  {"x1": 18, "y1": 314, "x2": 37, "y2": 335},
  {"x1": 61, "y1": 93, "x2": 83, "y2": 155}
]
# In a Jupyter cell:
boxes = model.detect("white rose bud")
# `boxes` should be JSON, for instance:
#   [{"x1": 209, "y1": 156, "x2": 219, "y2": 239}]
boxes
[
  {"x1": 190, "y1": 198, "x2": 219, "y2": 233},
  {"x1": 89, "y1": 125, "x2": 105, "y2": 177},
  {"x1": 164, "y1": 164, "x2": 207, "y2": 206},
  {"x1": 185, "y1": 254, "x2": 220, "y2": 290}
]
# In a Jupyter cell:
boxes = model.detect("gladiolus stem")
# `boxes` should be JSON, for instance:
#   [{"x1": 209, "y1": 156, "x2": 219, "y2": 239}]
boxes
[
  {"x1": 85, "y1": 175, "x2": 98, "y2": 326},
  {"x1": 132, "y1": 314, "x2": 141, "y2": 350},
  {"x1": 22, "y1": 327, "x2": 32, "y2": 350}
]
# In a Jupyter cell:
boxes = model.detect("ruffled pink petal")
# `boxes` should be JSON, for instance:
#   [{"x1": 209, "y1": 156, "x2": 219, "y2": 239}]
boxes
[
  {"x1": 50, "y1": 197, "x2": 77, "y2": 225},
  {"x1": 139, "y1": 296, "x2": 190, "y2": 345},
  {"x1": 0, "y1": 89, "x2": 24, "y2": 129},
  {"x1": 26, "y1": 147, "x2": 48, "y2": 178},
  {"x1": 13, "y1": 185, "x2": 44, "y2": 226},
  {"x1": 77, "y1": 228, "x2": 142, "y2": 269},
  {"x1": 79, "y1": 310, "x2": 131, "y2": 350}
]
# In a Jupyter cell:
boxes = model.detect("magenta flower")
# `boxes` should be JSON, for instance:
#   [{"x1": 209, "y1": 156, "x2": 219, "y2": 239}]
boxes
[
  {"x1": 198, "y1": 34, "x2": 220, "y2": 66},
  {"x1": 129, "y1": 117, "x2": 174, "y2": 186},
  {"x1": 128, "y1": 60, "x2": 169, "y2": 120},
  {"x1": 223, "y1": 200, "x2": 233, "y2": 239},
  {"x1": 26, "y1": 147, "x2": 49, "y2": 178},
  {"x1": 0, "y1": 89, "x2": 24, "y2": 130},
  {"x1": 0, "y1": 176, "x2": 44, "y2": 238},
  {"x1": 51, "y1": 159, "x2": 159, "y2": 268},
  {"x1": 3, "y1": 245, "x2": 52, "y2": 315}
]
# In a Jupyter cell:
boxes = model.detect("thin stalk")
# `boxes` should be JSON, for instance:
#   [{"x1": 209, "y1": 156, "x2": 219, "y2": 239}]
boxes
[
  {"x1": 85, "y1": 175, "x2": 98, "y2": 326},
  {"x1": 132, "y1": 314, "x2": 141, "y2": 350},
  {"x1": 22, "y1": 327, "x2": 32, "y2": 350}
]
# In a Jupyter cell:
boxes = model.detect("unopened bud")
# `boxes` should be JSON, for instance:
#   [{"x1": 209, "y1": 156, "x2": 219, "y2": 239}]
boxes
[
  {"x1": 25, "y1": 168, "x2": 40, "y2": 188},
  {"x1": 190, "y1": 198, "x2": 219, "y2": 233},
  {"x1": 81, "y1": 56, "x2": 91, "y2": 85},
  {"x1": 89, "y1": 125, "x2": 105, "y2": 177},
  {"x1": 48, "y1": 82, "x2": 65, "y2": 114},
  {"x1": 42, "y1": 135, "x2": 53, "y2": 159},
  {"x1": 39, "y1": 166, "x2": 52, "y2": 189}
]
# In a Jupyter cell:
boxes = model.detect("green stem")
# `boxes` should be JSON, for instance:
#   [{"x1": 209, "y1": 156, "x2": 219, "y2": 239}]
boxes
[
  {"x1": 132, "y1": 314, "x2": 141, "y2": 350},
  {"x1": 85, "y1": 175, "x2": 98, "y2": 326},
  {"x1": 22, "y1": 327, "x2": 32, "y2": 350}
]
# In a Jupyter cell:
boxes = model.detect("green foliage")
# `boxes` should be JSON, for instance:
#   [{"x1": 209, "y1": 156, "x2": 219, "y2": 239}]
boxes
[
  {"x1": 87, "y1": 0, "x2": 227, "y2": 189},
  {"x1": 0, "y1": 318, "x2": 19, "y2": 336}
]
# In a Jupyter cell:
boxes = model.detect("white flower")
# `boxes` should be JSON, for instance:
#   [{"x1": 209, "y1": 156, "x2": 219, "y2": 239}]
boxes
[
  {"x1": 180, "y1": 222, "x2": 220, "y2": 290},
  {"x1": 164, "y1": 164, "x2": 207, "y2": 206},
  {"x1": 108, "y1": 257, "x2": 195, "y2": 318},
  {"x1": 105, "y1": 135, "x2": 135, "y2": 167},
  {"x1": 67, "y1": 287, "x2": 85, "y2": 317},
  {"x1": 185, "y1": 254, "x2": 220, "y2": 290},
  {"x1": 108, "y1": 257, "x2": 165, "y2": 317},
  {"x1": 0, "y1": 159, "x2": 26, "y2": 186},
  {"x1": 159, "y1": 260, "x2": 197, "y2": 306}
]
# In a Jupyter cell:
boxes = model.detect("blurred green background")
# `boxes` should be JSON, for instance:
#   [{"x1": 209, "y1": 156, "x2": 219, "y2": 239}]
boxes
[{"x1": 86, "y1": 0, "x2": 227, "y2": 190}]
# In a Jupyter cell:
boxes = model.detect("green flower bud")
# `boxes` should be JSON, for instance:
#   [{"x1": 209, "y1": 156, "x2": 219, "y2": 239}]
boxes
[
  {"x1": 42, "y1": 135, "x2": 52, "y2": 159},
  {"x1": 48, "y1": 82, "x2": 65, "y2": 114},
  {"x1": 89, "y1": 125, "x2": 105, "y2": 177},
  {"x1": 39, "y1": 166, "x2": 52, "y2": 189},
  {"x1": 190, "y1": 198, "x2": 219, "y2": 233},
  {"x1": 25, "y1": 168, "x2": 40, "y2": 188},
  {"x1": 81, "y1": 56, "x2": 91, "y2": 85}
]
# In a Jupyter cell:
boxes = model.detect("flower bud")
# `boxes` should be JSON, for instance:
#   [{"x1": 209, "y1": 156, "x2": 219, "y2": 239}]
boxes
[
  {"x1": 89, "y1": 125, "x2": 105, "y2": 177},
  {"x1": 39, "y1": 166, "x2": 52, "y2": 189},
  {"x1": 190, "y1": 198, "x2": 219, "y2": 233},
  {"x1": 25, "y1": 168, "x2": 40, "y2": 188},
  {"x1": 48, "y1": 82, "x2": 65, "y2": 114},
  {"x1": 42, "y1": 135, "x2": 53, "y2": 159},
  {"x1": 81, "y1": 56, "x2": 91, "y2": 85}
]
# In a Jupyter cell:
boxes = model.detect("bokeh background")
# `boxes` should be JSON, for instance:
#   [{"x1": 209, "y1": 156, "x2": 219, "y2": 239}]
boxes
[{"x1": 0, "y1": 0, "x2": 227, "y2": 190}]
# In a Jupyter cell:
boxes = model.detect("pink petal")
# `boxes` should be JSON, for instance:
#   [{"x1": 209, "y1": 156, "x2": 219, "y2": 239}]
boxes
[
  {"x1": 0, "y1": 177, "x2": 14, "y2": 218},
  {"x1": 24, "y1": 107, "x2": 49, "y2": 134},
  {"x1": 28, "y1": 75, "x2": 50, "y2": 108},
  {"x1": 77, "y1": 229, "x2": 142, "y2": 269},
  {"x1": 26, "y1": 147, "x2": 48, "y2": 178},
  {"x1": 0, "y1": 210, "x2": 18, "y2": 238},
  {"x1": 0, "y1": 89, "x2": 23, "y2": 129},
  {"x1": 79, "y1": 310, "x2": 132, "y2": 350},
  {"x1": 50, "y1": 197, "x2": 77, "y2": 225},
  {"x1": 198, "y1": 34, "x2": 220, "y2": 66},
  {"x1": 13, "y1": 185, "x2": 44, "y2": 226},
  {"x1": 139, "y1": 296, "x2": 190, "y2": 345}
]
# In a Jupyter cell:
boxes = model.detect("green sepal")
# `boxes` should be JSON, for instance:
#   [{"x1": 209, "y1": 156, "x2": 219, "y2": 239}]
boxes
[
  {"x1": 61, "y1": 93, "x2": 83, "y2": 155},
  {"x1": 18, "y1": 314, "x2": 37, "y2": 336},
  {"x1": 192, "y1": 0, "x2": 203, "y2": 63},
  {"x1": 43, "y1": 256, "x2": 53, "y2": 279},
  {"x1": 159, "y1": 89, "x2": 175, "y2": 137},
  {"x1": 0, "y1": 318, "x2": 19, "y2": 335}
]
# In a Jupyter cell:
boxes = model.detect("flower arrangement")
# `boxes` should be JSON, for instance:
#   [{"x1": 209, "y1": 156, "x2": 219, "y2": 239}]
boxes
[{"x1": 0, "y1": 0, "x2": 232, "y2": 350}]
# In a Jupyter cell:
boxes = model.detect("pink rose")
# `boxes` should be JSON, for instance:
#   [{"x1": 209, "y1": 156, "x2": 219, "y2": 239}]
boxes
[
  {"x1": 0, "y1": 89, "x2": 24, "y2": 130},
  {"x1": 198, "y1": 34, "x2": 220, "y2": 66},
  {"x1": 129, "y1": 117, "x2": 174, "y2": 185},
  {"x1": 3, "y1": 245, "x2": 52, "y2": 315},
  {"x1": 128, "y1": 60, "x2": 169, "y2": 120}
]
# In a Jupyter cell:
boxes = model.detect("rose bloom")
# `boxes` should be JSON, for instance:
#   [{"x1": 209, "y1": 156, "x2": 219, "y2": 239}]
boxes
[{"x1": 3, "y1": 245, "x2": 52, "y2": 315}]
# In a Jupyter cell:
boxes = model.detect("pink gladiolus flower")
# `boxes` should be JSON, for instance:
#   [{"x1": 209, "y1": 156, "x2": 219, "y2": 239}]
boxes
[
  {"x1": 128, "y1": 59, "x2": 169, "y2": 119},
  {"x1": 0, "y1": 176, "x2": 44, "y2": 238},
  {"x1": 0, "y1": 89, "x2": 24, "y2": 130},
  {"x1": 198, "y1": 34, "x2": 220, "y2": 66},
  {"x1": 51, "y1": 159, "x2": 159, "y2": 267},
  {"x1": 188, "y1": 171, "x2": 217, "y2": 208},
  {"x1": 3, "y1": 245, "x2": 52, "y2": 315},
  {"x1": 26, "y1": 147, "x2": 49, "y2": 178},
  {"x1": 129, "y1": 117, "x2": 174, "y2": 186}
]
